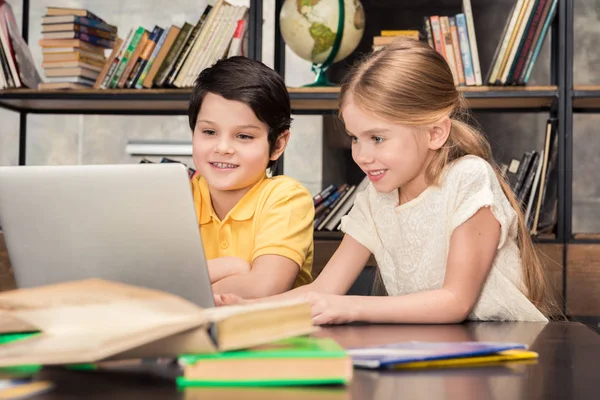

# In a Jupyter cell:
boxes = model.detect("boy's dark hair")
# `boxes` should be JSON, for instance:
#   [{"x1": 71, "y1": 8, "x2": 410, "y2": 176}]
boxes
[{"x1": 189, "y1": 56, "x2": 292, "y2": 170}]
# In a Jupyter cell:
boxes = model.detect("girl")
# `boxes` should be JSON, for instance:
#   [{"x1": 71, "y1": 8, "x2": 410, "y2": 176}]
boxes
[{"x1": 216, "y1": 39, "x2": 559, "y2": 324}]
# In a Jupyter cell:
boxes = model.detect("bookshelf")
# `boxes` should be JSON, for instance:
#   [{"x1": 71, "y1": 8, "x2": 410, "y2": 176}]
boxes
[
  {"x1": 0, "y1": 0, "x2": 597, "y2": 317},
  {"x1": 0, "y1": 85, "x2": 559, "y2": 114},
  {"x1": 287, "y1": 85, "x2": 559, "y2": 113}
]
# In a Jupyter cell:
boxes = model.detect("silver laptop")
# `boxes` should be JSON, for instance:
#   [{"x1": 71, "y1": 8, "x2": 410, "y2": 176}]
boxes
[{"x1": 0, "y1": 163, "x2": 215, "y2": 308}]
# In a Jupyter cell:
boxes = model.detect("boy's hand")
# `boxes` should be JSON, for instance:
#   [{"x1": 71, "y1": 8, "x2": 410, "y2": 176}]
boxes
[{"x1": 214, "y1": 293, "x2": 252, "y2": 307}]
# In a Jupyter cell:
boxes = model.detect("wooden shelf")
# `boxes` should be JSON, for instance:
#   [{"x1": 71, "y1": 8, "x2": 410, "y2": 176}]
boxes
[
  {"x1": 288, "y1": 85, "x2": 558, "y2": 112},
  {"x1": 572, "y1": 233, "x2": 600, "y2": 243},
  {"x1": 573, "y1": 85, "x2": 600, "y2": 110},
  {"x1": 0, "y1": 85, "x2": 558, "y2": 115},
  {"x1": 0, "y1": 88, "x2": 193, "y2": 115}
]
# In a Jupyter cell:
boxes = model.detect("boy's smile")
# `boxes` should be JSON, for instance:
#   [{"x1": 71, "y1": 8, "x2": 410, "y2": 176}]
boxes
[{"x1": 209, "y1": 162, "x2": 239, "y2": 170}]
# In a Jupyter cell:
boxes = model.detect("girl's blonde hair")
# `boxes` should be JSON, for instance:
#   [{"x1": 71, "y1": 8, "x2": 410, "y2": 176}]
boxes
[{"x1": 339, "y1": 37, "x2": 561, "y2": 319}]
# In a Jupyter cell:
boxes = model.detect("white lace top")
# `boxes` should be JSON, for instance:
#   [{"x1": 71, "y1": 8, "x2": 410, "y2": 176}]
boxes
[{"x1": 340, "y1": 155, "x2": 547, "y2": 322}]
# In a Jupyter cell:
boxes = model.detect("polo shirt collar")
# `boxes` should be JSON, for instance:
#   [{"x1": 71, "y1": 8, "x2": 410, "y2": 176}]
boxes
[{"x1": 196, "y1": 173, "x2": 267, "y2": 224}]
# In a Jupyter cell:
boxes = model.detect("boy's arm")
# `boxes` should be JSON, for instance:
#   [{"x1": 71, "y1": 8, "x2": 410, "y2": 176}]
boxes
[
  {"x1": 216, "y1": 234, "x2": 372, "y2": 302},
  {"x1": 211, "y1": 254, "x2": 298, "y2": 298},
  {"x1": 207, "y1": 257, "x2": 251, "y2": 284}
]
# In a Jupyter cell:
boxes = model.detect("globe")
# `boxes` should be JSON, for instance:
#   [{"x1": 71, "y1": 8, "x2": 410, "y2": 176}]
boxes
[{"x1": 279, "y1": 0, "x2": 366, "y2": 86}]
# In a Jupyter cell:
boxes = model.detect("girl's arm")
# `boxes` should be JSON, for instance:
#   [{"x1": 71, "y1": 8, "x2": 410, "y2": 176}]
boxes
[
  {"x1": 215, "y1": 234, "x2": 373, "y2": 303},
  {"x1": 315, "y1": 207, "x2": 500, "y2": 325}
]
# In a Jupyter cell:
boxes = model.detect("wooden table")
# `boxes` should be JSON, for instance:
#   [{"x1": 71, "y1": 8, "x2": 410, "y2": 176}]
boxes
[{"x1": 30, "y1": 322, "x2": 599, "y2": 399}]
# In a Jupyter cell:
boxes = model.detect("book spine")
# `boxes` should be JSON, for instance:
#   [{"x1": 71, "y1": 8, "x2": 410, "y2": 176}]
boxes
[
  {"x1": 100, "y1": 29, "x2": 133, "y2": 89},
  {"x1": 314, "y1": 184, "x2": 337, "y2": 207},
  {"x1": 174, "y1": 0, "x2": 224, "y2": 88},
  {"x1": 462, "y1": 0, "x2": 482, "y2": 85},
  {"x1": 154, "y1": 22, "x2": 194, "y2": 87},
  {"x1": 499, "y1": 0, "x2": 538, "y2": 85},
  {"x1": 488, "y1": 0, "x2": 526, "y2": 85},
  {"x1": 93, "y1": 37, "x2": 122, "y2": 89},
  {"x1": 127, "y1": 26, "x2": 163, "y2": 88},
  {"x1": 456, "y1": 13, "x2": 475, "y2": 86},
  {"x1": 227, "y1": 19, "x2": 246, "y2": 57},
  {"x1": 108, "y1": 27, "x2": 145, "y2": 88},
  {"x1": 521, "y1": 0, "x2": 557, "y2": 84},
  {"x1": 63, "y1": 31, "x2": 115, "y2": 48},
  {"x1": 429, "y1": 16, "x2": 445, "y2": 59},
  {"x1": 166, "y1": 5, "x2": 212, "y2": 86},
  {"x1": 509, "y1": 0, "x2": 548, "y2": 84},
  {"x1": 423, "y1": 16, "x2": 434, "y2": 49},
  {"x1": 0, "y1": 40, "x2": 14, "y2": 87},
  {"x1": 449, "y1": 17, "x2": 465, "y2": 85},
  {"x1": 439, "y1": 16, "x2": 458, "y2": 85},
  {"x1": 135, "y1": 27, "x2": 169, "y2": 89},
  {"x1": 70, "y1": 17, "x2": 117, "y2": 33},
  {"x1": 71, "y1": 24, "x2": 117, "y2": 41},
  {"x1": 516, "y1": 0, "x2": 554, "y2": 84},
  {"x1": 117, "y1": 31, "x2": 148, "y2": 88}
]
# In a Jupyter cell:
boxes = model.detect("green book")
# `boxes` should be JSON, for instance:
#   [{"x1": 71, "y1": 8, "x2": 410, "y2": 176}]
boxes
[
  {"x1": 0, "y1": 332, "x2": 40, "y2": 346},
  {"x1": 177, "y1": 336, "x2": 351, "y2": 387},
  {"x1": 0, "y1": 333, "x2": 42, "y2": 377}
]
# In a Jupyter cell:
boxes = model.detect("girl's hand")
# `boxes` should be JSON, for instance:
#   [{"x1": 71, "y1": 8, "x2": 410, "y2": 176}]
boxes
[{"x1": 306, "y1": 292, "x2": 357, "y2": 325}]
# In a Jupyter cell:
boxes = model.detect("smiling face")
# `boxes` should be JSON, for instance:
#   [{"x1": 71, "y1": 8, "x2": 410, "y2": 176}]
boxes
[
  {"x1": 341, "y1": 97, "x2": 433, "y2": 198},
  {"x1": 192, "y1": 93, "x2": 273, "y2": 196}
]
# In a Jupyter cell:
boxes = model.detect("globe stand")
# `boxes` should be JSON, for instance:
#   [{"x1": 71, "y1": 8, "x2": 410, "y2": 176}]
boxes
[{"x1": 303, "y1": 64, "x2": 336, "y2": 87}]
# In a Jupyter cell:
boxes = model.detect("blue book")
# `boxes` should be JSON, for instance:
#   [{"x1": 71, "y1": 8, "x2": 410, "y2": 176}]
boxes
[
  {"x1": 456, "y1": 13, "x2": 475, "y2": 86},
  {"x1": 347, "y1": 341, "x2": 527, "y2": 369}
]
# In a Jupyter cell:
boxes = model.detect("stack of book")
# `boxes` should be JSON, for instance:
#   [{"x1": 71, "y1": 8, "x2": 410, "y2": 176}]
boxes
[
  {"x1": 95, "y1": 0, "x2": 248, "y2": 90},
  {"x1": 314, "y1": 176, "x2": 369, "y2": 232},
  {"x1": 347, "y1": 341, "x2": 538, "y2": 369},
  {"x1": 0, "y1": 279, "x2": 352, "y2": 388},
  {"x1": 371, "y1": 30, "x2": 421, "y2": 51},
  {"x1": 38, "y1": 6, "x2": 117, "y2": 90}
]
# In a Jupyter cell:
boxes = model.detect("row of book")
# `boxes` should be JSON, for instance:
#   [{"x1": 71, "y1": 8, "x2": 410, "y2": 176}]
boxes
[
  {"x1": 371, "y1": 29, "x2": 420, "y2": 51},
  {"x1": 0, "y1": 0, "x2": 41, "y2": 90},
  {"x1": 94, "y1": 0, "x2": 247, "y2": 90},
  {"x1": 420, "y1": 0, "x2": 557, "y2": 86},
  {"x1": 423, "y1": 9, "x2": 482, "y2": 86},
  {"x1": 485, "y1": 0, "x2": 558, "y2": 86},
  {"x1": 313, "y1": 176, "x2": 370, "y2": 232},
  {"x1": 38, "y1": 7, "x2": 118, "y2": 90},
  {"x1": 501, "y1": 118, "x2": 558, "y2": 235}
]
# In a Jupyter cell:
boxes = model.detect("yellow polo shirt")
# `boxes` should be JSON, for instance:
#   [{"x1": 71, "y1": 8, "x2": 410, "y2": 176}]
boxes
[{"x1": 191, "y1": 174, "x2": 314, "y2": 288}]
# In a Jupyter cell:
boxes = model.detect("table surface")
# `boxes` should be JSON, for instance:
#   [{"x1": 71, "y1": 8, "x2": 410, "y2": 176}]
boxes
[{"x1": 29, "y1": 321, "x2": 600, "y2": 400}]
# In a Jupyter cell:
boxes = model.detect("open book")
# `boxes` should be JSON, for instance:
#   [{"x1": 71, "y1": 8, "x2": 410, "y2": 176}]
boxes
[{"x1": 0, "y1": 279, "x2": 315, "y2": 367}]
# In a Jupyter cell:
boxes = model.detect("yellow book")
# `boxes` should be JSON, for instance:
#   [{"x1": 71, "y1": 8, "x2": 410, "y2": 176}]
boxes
[
  {"x1": 380, "y1": 30, "x2": 420, "y2": 37},
  {"x1": 393, "y1": 349, "x2": 539, "y2": 370}
]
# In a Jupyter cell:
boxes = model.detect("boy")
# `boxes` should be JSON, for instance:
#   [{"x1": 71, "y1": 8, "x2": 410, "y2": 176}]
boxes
[{"x1": 188, "y1": 56, "x2": 314, "y2": 298}]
